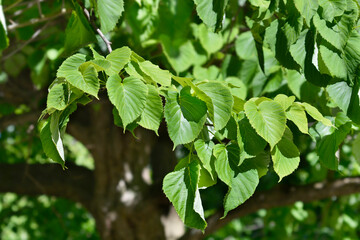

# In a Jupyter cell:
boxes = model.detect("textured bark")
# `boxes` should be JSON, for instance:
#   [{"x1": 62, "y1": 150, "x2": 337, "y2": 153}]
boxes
[
  {"x1": 72, "y1": 100, "x2": 173, "y2": 240},
  {"x1": 0, "y1": 162, "x2": 94, "y2": 211}
]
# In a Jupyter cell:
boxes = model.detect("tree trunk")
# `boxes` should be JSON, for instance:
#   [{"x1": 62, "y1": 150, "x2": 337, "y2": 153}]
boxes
[{"x1": 71, "y1": 100, "x2": 180, "y2": 240}]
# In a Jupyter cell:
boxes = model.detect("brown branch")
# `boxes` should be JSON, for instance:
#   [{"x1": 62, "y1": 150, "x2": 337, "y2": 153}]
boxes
[
  {"x1": 183, "y1": 177, "x2": 360, "y2": 240},
  {"x1": 82, "y1": 8, "x2": 112, "y2": 53},
  {"x1": 0, "y1": 162, "x2": 95, "y2": 211},
  {"x1": 0, "y1": 111, "x2": 41, "y2": 131},
  {"x1": 8, "y1": 9, "x2": 69, "y2": 30}
]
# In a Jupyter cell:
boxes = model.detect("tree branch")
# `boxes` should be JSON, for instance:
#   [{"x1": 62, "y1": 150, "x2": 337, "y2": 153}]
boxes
[
  {"x1": 183, "y1": 177, "x2": 360, "y2": 240},
  {"x1": 0, "y1": 111, "x2": 41, "y2": 131},
  {"x1": 82, "y1": 8, "x2": 112, "y2": 53},
  {"x1": 0, "y1": 163, "x2": 95, "y2": 212}
]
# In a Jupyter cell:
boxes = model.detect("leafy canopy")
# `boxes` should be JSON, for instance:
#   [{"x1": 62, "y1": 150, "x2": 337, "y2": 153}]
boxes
[{"x1": 1, "y1": 0, "x2": 358, "y2": 232}]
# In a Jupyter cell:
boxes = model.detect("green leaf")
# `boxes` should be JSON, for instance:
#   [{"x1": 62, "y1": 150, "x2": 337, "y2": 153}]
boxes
[
  {"x1": 213, "y1": 144, "x2": 232, "y2": 186},
  {"x1": 317, "y1": 122, "x2": 351, "y2": 170},
  {"x1": 180, "y1": 86, "x2": 208, "y2": 122},
  {"x1": 193, "y1": 0, "x2": 228, "y2": 31},
  {"x1": 244, "y1": 100, "x2": 286, "y2": 149},
  {"x1": 197, "y1": 24, "x2": 223, "y2": 54},
  {"x1": 293, "y1": 0, "x2": 318, "y2": 26},
  {"x1": 164, "y1": 90, "x2": 207, "y2": 148},
  {"x1": 137, "y1": 85, "x2": 163, "y2": 134},
  {"x1": 289, "y1": 30, "x2": 307, "y2": 68},
  {"x1": 198, "y1": 165, "x2": 217, "y2": 188},
  {"x1": 97, "y1": 0, "x2": 124, "y2": 34},
  {"x1": 213, "y1": 143, "x2": 259, "y2": 217},
  {"x1": 64, "y1": 8, "x2": 96, "y2": 54},
  {"x1": 49, "y1": 112, "x2": 65, "y2": 163},
  {"x1": 194, "y1": 139, "x2": 215, "y2": 180},
  {"x1": 0, "y1": 4, "x2": 8, "y2": 51},
  {"x1": 241, "y1": 152, "x2": 270, "y2": 178},
  {"x1": 138, "y1": 60, "x2": 172, "y2": 86},
  {"x1": 112, "y1": 108, "x2": 138, "y2": 135},
  {"x1": 223, "y1": 168, "x2": 258, "y2": 217},
  {"x1": 40, "y1": 119, "x2": 65, "y2": 168},
  {"x1": 271, "y1": 128, "x2": 300, "y2": 181},
  {"x1": 302, "y1": 103, "x2": 332, "y2": 126},
  {"x1": 238, "y1": 117, "x2": 267, "y2": 156},
  {"x1": 197, "y1": 81, "x2": 233, "y2": 131},
  {"x1": 327, "y1": 82, "x2": 360, "y2": 124},
  {"x1": 343, "y1": 31, "x2": 360, "y2": 83},
  {"x1": 313, "y1": 13, "x2": 344, "y2": 51},
  {"x1": 47, "y1": 83, "x2": 69, "y2": 111},
  {"x1": 105, "y1": 47, "x2": 131, "y2": 76},
  {"x1": 57, "y1": 54, "x2": 100, "y2": 97},
  {"x1": 235, "y1": 31, "x2": 257, "y2": 60},
  {"x1": 162, "y1": 159, "x2": 207, "y2": 230},
  {"x1": 318, "y1": 45, "x2": 347, "y2": 79},
  {"x1": 274, "y1": 94, "x2": 295, "y2": 111},
  {"x1": 160, "y1": 35, "x2": 207, "y2": 73},
  {"x1": 318, "y1": 0, "x2": 346, "y2": 22},
  {"x1": 286, "y1": 102, "x2": 308, "y2": 134},
  {"x1": 248, "y1": 0, "x2": 271, "y2": 15},
  {"x1": 107, "y1": 75, "x2": 148, "y2": 129}
]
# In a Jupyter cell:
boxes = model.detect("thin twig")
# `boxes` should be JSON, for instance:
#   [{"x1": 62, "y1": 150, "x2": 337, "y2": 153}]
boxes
[
  {"x1": 36, "y1": 0, "x2": 44, "y2": 18},
  {"x1": 83, "y1": 8, "x2": 112, "y2": 53},
  {"x1": 3, "y1": 0, "x2": 22, "y2": 12},
  {"x1": 8, "y1": 10, "x2": 68, "y2": 30},
  {"x1": 3, "y1": 22, "x2": 50, "y2": 60}
]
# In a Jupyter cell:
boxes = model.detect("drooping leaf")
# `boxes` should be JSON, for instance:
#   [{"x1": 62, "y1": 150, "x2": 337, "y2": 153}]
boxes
[
  {"x1": 313, "y1": 13, "x2": 345, "y2": 51},
  {"x1": 197, "y1": 24, "x2": 223, "y2": 55},
  {"x1": 164, "y1": 90, "x2": 207, "y2": 148},
  {"x1": 160, "y1": 35, "x2": 207, "y2": 73},
  {"x1": 213, "y1": 143, "x2": 259, "y2": 217},
  {"x1": 193, "y1": 0, "x2": 229, "y2": 31},
  {"x1": 293, "y1": 0, "x2": 318, "y2": 26},
  {"x1": 318, "y1": 45, "x2": 347, "y2": 79},
  {"x1": 238, "y1": 117, "x2": 267, "y2": 156},
  {"x1": 343, "y1": 31, "x2": 360, "y2": 84},
  {"x1": 162, "y1": 159, "x2": 207, "y2": 230},
  {"x1": 197, "y1": 81, "x2": 233, "y2": 131},
  {"x1": 327, "y1": 82, "x2": 360, "y2": 124},
  {"x1": 57, "y1": 54, "x2": 100, "y2": 98},
  {"x1": 223, "y1": 168, "x2": 258, "y2": 217},
  {"x1": 235, "y1": 31, "x2": 257, "y2": 60},
  {"x1": 112, "y1": 108, "x2": 138, "y2": 135},
  {"x1": 318, "y1": 0, "x2": 346, "y2": 22},
  {"x1": 213, "y1": 144, "x2": 233, "y2": 186},
  {"x1": 302, "y1": 103, "x2": 333, "y2": 126},
  {"x1": 317, "y1": 122, "x2": 351, "y2": 170},
  {"x1": 49, "y1": 112, "x2": 65, "y2": 164},
  {"x1": 138, "y1": 60, "x2": 172, "y2": 86},
  {"x1": 244, "y1": 100, "x2": 286, "y2": 148},
  {"x1": 40, "y1": 119, "x2": 65, "y2": 168},
  {"x1": 64, "y1": 7, "x2": 96, "y2": 54},
  {"x1": 137, "y1": 85, "x2": 163, "y2": 134},
  {"x1": 248, "y1": 0, "x2": 271, "y2": 16},
  {"x1": 47, "y1": 83, "x2": 69, "y2": 111},
  {"x1": 107, "y1": 75, "x2": 148, "y2": 129},
  {"x1": 286, "y1": 102, "x2": 309, "y2": 134},
  {"x1": 97, "y1": 0, "x2": 124, "y2": 34},
  {"x1": 194, "y1": 139, "x2": 216, "y2": 179},
  {"x1": 271, "y1": 128, "x2": 300, "y2": 181},
  {"x1": 274, "y1": 94, "x2": 295, "y2": 111},
  {"x1": 105, "y1": 47, "x2": 131, "y2": 76}
]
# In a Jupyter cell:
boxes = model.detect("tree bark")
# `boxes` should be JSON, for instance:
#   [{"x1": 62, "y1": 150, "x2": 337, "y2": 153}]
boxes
[{"x1": 71, "y1": 99, "x2": 174, "y2": 240}]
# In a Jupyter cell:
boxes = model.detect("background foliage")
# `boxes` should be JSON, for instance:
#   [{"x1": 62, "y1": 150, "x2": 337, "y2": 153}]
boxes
[{"x1": 1, "y1": 0, "x2": 360, "y2": 239}]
